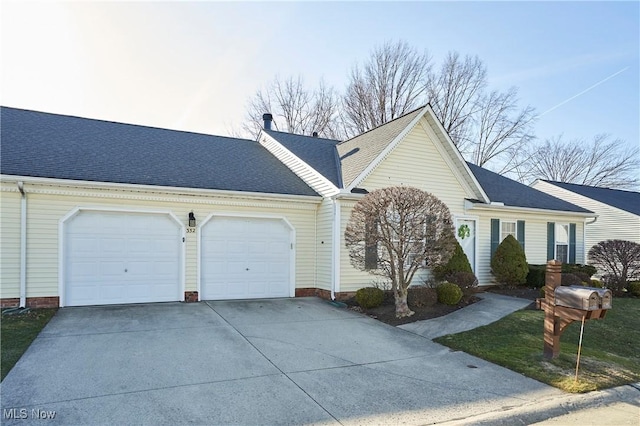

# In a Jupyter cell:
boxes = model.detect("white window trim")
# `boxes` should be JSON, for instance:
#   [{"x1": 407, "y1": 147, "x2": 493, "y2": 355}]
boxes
[{"x1": 500, "y1": 219, "x2": 518, "y2": 242}]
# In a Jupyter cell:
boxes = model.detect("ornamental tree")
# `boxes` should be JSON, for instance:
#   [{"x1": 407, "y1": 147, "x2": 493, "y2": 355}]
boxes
[
  {"x1": 588, "y1": 239, "x2": 640, "y2": 293},
  {"x1": 345, "y1": 186, "x2": 457, "y2": 318}
]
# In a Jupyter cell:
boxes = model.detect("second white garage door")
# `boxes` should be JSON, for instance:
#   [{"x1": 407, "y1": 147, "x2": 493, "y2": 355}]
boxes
[{"x1": 200, "y1": 216, "x2": 292, "y2": 300}]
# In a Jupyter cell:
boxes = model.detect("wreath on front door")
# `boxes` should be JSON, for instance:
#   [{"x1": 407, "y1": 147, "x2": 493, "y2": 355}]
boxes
[{"x1": 458, "y1": 224, "x2": 471, "y2": 239}]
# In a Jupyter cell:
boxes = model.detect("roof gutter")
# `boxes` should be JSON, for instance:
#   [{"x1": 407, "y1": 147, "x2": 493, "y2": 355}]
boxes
[
  {"x1": 465, "y1": 200, "x2": 596, "y2": 218},
  {"x1": 0, "y1": 174, "x2": 321, "y2": 204},
  {"x1": 17, "y1": 182, "x2": 27, "y2": 308}
]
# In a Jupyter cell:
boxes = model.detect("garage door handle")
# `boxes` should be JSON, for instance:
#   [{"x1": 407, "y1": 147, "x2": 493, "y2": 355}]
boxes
[
  {"x1": 246, "y1": 268, "x2": 249, "y2": 271},
  {"x1": 125, "y1": 269, "x2": 128, "y2": 272}
]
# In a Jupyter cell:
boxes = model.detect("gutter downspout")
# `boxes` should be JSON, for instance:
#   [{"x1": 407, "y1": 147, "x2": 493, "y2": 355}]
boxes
[
  {"x1": 17, "y1": 182, "x2": 27, "y2": 308},
  {"x1": 331, "y1": 198, "x2": 341, "y2": 300},
  {"x1": 584, "y1": 216, "x2": 598, "y2": 263}
]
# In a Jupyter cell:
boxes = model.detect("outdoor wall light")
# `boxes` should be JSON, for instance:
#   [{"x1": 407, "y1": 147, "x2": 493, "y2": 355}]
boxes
[{"x1": 188, "y1": 212, "x2": 196, "y2": 227}]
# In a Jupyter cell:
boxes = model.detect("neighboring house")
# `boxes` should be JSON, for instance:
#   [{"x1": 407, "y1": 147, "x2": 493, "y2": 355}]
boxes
[
  {"x1": 532, "y1": 180, "x2": 640, "y2": 252},
  {"x1": 0, "y1": 105, "x2": 594, "y2": 308}
]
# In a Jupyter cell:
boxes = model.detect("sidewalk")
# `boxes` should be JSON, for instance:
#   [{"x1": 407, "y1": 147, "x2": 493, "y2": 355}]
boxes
[{"x1": 399, "y1": 292, "x2": 640, "y2": 425}]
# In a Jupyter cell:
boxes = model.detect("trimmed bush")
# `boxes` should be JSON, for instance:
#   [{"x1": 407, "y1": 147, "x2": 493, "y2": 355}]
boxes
[
  {"x1": 573, "y1": 272, "x2": 592, "y2": 285},
  {"x1": 526, "y1": 264, "x2": 546, "y2": 288},
  {"x1": 355, "y1": 287, "x2": 385, "y2": 309},
  {"x1": 561, "y1": 273, "x2": 582, "y2": 286},
  {"x1": 628, "y1": 282, "x2": 640, "y2": 297},
  {"x1": 446, "y1": 271, "x2": 478, "y2": 296},
  {"x1": 562, "y1": 263, "x2": 597, "y2": 278},
  {"x1": 432, "y1": 240, "x2": 472, "y2": 281},
  {"x1": 491, "y1": 234, "x2": 528, "y2": 287},
  {"x1": 437, "y1": 282, "x2": 463, "y2": 305},
  {"x1": 590, "y1": 279, "x2": 603, "y2": 288}
]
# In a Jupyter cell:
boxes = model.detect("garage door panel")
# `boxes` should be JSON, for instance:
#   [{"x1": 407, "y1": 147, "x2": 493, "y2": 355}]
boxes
[
  {"x1": 248, "y1": 241, "x2": 266, "y2": 254},
  {"x1": 201, "y1": 217, "x2": 291, "y2": 300},
  {"x1": 65, "y1": 211, "x2": 181, "y2": 306}
]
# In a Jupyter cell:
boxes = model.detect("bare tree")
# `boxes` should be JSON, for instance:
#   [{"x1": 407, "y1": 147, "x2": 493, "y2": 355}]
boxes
[
  {"x1": 525, "y1": 134, "x2": 640, "y2": 189},
  {"x1": 588, "y1": 239, "x2": 640, "y2": 293},
  {"x1": 242, "y1": 75, "x2": 342, "y2": 139},
  {"x1": 467, "y1": 88, "x2": 536, "y2": 171},
  {"x1": 342, "y1": 40, "x2": 431, "y2": 137},
  {"x1": 426, "y1": 52, "x2": 536, "y2": 172},
  {"x1": 426, "y1": 52, "x2": 486, "y2": 147},
  {"x1": 345, "y1": 187, "x2": 457, "y2": 318}
]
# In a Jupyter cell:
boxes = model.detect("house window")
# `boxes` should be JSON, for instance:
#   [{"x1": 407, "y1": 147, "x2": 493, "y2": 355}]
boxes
[
  {"x1": 555, "y1": 223, "x2": 569, "y2": 263},
  {"x1": 501, "y1": 221, "x2": 517, "y2": 241}
]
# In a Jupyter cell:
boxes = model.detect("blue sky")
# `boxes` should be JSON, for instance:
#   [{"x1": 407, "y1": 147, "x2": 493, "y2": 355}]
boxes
[{"x1": 2, "y1": 1, "x2": 638, "y2": 152}]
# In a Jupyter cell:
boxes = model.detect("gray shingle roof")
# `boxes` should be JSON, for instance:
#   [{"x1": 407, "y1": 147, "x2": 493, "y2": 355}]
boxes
[
  {"x1": 467, "y1": 163, "x2": 592, "y2": 213},
  {"x1": 543, "y1": 181, "x2": 640, "y2": 216},
  {"x1": 0, "y1": 107, "x2": 318, "y2": 196},
  {"x1": 264, "y1": 130, "x2": 342, "y2": 187},
  {"x1": 337, "y1": 107, "x2": 424, "y2": 187}
]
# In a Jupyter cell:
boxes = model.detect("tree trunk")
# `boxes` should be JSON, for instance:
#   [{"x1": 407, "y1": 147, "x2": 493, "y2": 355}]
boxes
[{"x1": 394, "y1": 287, "x2": 414, "y2": 318}]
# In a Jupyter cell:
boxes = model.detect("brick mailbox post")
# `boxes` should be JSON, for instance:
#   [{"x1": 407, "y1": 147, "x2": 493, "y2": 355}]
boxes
[{"x1": 537, "y1": 260, "x2": 612, "y2": 359}]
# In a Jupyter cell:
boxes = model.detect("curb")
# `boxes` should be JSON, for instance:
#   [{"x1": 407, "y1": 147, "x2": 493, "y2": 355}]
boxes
[{"x1": 436, "y1": 384, "x2": 640, "y2": 425}]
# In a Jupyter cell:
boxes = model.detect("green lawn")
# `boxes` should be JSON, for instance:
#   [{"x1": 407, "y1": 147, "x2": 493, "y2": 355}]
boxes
[
  {"x1": 434, "y1": 298, "x2": 640, "y2": 393},
  {"x1": 1, "y1": 308, "x2": 58, "y2": 381}
]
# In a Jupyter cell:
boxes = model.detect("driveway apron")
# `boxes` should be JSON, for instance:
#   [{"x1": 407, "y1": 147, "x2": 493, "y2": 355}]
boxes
[{"x1": 0, "y1": 298, "x2": 562, "y2": 425}]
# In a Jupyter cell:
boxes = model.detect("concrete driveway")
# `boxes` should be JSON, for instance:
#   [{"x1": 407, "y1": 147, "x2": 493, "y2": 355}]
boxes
[{"x1": 1, "y1": 298, "x2": 563, "y2": 425}]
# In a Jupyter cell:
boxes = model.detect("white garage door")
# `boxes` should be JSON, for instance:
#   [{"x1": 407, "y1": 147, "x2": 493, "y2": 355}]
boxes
[
  {"x1": 64, "y1": 211, "x2": 182, "y2": 306},
  {"x1": 201, "y1": 216, "x2": 292, "y2": 300}
]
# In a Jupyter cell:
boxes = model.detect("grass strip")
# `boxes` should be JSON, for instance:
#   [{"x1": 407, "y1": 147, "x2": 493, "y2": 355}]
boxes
[
  {"x1": 434, "y1": 298, "x2": 639, "y2": 392},
  {"x1": 1, "y1": 308, "x2": 58, "y2": 381}
]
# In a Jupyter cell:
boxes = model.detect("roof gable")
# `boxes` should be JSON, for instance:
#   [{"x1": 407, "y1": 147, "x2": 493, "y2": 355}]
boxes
[
  {"x1": 543, "y1": 181, "x2": 640, "y2": 216},
  {"x1": 468, "y1": 163, "x2": 592, "y2": 213},
  {"x1": 337, "y1": 107, "x2": 424, "y2": 188},
  {"x1": 0, "y1": 107, "x2": 318, "y2": 196},
  {"x1": 263, "y1": 130, "x2": 342, "y2": 187}
]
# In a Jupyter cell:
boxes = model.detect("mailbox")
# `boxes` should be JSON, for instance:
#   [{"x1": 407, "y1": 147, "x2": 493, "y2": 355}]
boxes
[
  {"x1": 555, "y1": 286, "x2": 601, "y2": 311},
  {"x1": 593, "y1": 288, "x2": 613, "y2": 309}
]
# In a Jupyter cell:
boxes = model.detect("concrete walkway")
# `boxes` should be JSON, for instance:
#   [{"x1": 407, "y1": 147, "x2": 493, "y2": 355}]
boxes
[{"x1": 398, "y1": 292, "x2": 532, "y2": 339}]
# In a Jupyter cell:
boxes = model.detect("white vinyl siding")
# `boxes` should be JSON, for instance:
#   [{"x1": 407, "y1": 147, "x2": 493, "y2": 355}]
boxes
[
  {"x1": 359, "y1": 122, "x2": 473, "y2": 217},
  {"x1": 315, "y1": 198, "x2": 334, "y2": 291},
  {"x1": 474, "y1": 210, "x2": 585, "y2": 286},
  {"x1": 0, "y1": 181, "x2": 319, "y2": 300},
  {"x1": 0, "y1": 191, "x2": 21, "y2": 298},
  {"x1": 532, "y1": 181, "x2": 640, "y2": 251}
]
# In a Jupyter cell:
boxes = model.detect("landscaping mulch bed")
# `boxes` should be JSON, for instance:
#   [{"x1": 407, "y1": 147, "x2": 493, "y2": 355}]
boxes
[
  {"x1": 344, "y1": 285, "x2": 547, "y2": 326},
  {"x1": 344, "y1": 286, "x2": 480, "y2": 326}
]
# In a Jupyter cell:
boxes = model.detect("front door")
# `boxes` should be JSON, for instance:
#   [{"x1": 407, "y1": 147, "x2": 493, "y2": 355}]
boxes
[{"x1": 456, "y1": 218, "x2": 476, "y2": 273}]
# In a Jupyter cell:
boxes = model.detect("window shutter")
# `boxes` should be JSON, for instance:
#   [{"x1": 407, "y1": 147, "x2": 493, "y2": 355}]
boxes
[
  {"x1": 547, "y1": 222, "x2": 555, "y2": 261},
  {"x1": 491, "y1": 219, "x2": 500, "y2": 258},
  {"x1": 569, "y1": 223, "x2": 576, "y2": 264},
  {"x1": 517, "y1": 220, "x2": 525, "y2": 251},
  {"x1": 365, "y1": 220, "x2": 378, "y2": 270}
]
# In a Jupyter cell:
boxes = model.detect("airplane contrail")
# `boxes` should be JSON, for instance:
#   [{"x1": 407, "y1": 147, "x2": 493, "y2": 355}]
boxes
[{"x1": 537, "y1": 66, "x2": 629, "y2": 117}]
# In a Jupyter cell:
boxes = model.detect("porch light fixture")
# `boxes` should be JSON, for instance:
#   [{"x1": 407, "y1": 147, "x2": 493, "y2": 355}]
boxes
[{"x1": 188, "y1": 212, "x2": 196, "y2": 227}]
